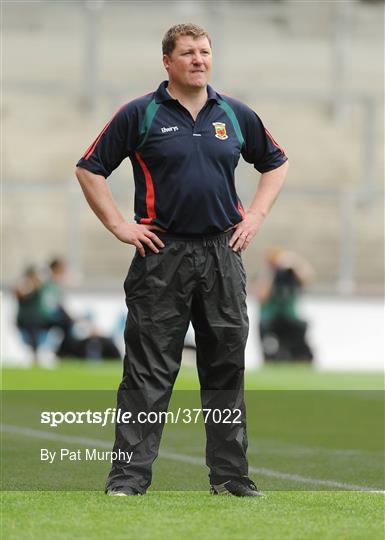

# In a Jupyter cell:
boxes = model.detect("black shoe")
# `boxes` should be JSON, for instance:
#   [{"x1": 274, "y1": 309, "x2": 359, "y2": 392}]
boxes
[
  {"x1": 106, "y1": 487, "x2": 142, "y2": 496},
  {"x1": 210, "y1": 476, "x2": 263, "y2": 497}
]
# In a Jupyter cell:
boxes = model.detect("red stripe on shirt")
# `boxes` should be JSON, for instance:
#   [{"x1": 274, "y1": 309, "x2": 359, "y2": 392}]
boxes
[
  {"x1": 135, "y1": 152, "x2": 156, "y2": 223},
  {"x1": 82, "y1": 104, "x2": 126, "y2": 160},
  {"x1": 237, "y1": 200, "x2": 245, "y2": 219},
  {"x1": 82, "y1": 92, "x2": 152, "y2": 161},
  {"x1": 265, "y1": 128, "x2": 286, "y2": 155}
]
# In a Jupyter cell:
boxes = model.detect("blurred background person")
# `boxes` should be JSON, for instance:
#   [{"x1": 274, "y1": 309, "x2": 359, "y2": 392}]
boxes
[
  {"x1": 13, "y1": 265, "x2": 47, "y2": 364},
  {"x1": 40, "y1": 258, "x2": 75, "y2": 357},
  {"x1": 69, "y1": 314, "x2": 121, "y2": 361},
  {"x1": 255, "y1": 247, "x2": 315, "y2": 362},
  {"x1": 13, "y1": 259, "x2": 75, "y2": 363},
  {"x1": 13, "y1": 259, "x2": 121, "y2": 363}
]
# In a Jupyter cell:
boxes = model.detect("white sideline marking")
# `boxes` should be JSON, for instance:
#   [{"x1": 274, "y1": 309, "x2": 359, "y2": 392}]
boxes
[
  {"x1": 247, "y1": 441, "x2": 384, "y2": 458},
  {"x1": 2, "y1": 424, "x2": 384, "y2": 494}
]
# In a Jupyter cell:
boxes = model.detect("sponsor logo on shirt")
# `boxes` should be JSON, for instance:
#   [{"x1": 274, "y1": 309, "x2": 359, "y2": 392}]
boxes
[
  {"x1": 212, "y1": 122, "x2": 228, "y2": 140},
  {"x1": 161, "y1": 126, "x2": 179, "y2": 133}
]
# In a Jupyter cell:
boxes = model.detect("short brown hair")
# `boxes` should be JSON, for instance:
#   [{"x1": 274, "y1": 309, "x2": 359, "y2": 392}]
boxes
[{"x1": 162, "y1": 23, "x2": 211, "y2": 56}]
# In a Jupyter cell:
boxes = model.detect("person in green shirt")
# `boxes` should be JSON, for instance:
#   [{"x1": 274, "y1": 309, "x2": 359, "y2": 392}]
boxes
[
  {"x1": 14, "y1": 266, "x2": 47, "y2": 363},
  {"x1": 14, "y1": 260, "x2": 75, "y2": 362},
  {"x1": 256, "y1": 247, "x2": 315, "y2": 361},
  {"x1": 40, "y1": 258, "x2": 74, "y2": 357}
]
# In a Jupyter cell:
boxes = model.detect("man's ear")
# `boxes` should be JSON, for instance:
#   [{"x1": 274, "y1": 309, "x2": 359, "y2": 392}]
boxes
[{"x1": 163, "y1": 54, "x2": 170, "y2": 71}]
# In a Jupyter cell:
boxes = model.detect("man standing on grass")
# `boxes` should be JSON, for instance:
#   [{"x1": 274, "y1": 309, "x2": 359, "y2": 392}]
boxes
[{"x1": 76, "y1": 23, "x2": 288, "y2": 497}]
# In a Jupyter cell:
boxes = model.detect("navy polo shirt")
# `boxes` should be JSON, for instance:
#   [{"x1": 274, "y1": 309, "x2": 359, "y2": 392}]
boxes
[{"x1": 77, "y1": 81, "x2": 287, "y2": 234}]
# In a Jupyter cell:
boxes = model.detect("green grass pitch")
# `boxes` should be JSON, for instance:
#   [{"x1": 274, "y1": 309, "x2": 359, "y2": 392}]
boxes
[{"x1": 2, "y1": 360, "x2": 384, "y2": 540}]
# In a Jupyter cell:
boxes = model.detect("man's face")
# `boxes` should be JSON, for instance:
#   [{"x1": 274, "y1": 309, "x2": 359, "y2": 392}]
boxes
[{"x1": 163, "y1": 35, "x2": 212, "y2": 90}]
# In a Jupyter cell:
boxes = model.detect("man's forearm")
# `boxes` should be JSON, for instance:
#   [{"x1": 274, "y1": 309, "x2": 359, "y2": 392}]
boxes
[
  {"x1": 75, "y1": 167, "x2": 126, "y2": 237},
  {"x1": 75, "y1": 167, "x2": 165, "y2": 256},
  {"x1": 247, "y1": 160, "x2": 289, "y2": 219},
  {"x1": 229, "y1": 160, "x2": 288, "y2": 251}
]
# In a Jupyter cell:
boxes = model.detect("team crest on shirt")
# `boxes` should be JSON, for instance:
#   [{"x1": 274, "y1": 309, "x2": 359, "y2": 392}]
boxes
[{"x1": 212, "y1": 122, "x2": 228, "y2": 140}]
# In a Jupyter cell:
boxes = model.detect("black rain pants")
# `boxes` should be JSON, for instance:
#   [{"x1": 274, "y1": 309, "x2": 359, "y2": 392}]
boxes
[{"x1": 105, "y1": 231, "x2": 249, "y2": 493}]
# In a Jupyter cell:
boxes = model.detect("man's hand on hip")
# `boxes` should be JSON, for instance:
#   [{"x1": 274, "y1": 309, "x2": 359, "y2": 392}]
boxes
[
  {"x1": 229, "y1": 210, "x2": 265, "y2": 252},
  {"x1": 113, "y1": 222, "x2": 165, "y2": 257}
]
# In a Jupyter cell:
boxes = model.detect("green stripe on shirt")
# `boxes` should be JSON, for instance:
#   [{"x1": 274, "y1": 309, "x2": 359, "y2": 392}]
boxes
[
  {"x1": 218, "y1": 99, "x2": 245, "y2": 149},
  {"x1": 137, "y1": 99, "x2": 160, "y2": 149}
]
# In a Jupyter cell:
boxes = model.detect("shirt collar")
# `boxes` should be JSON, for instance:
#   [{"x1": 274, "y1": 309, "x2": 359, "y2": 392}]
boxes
[{"x1": 155, "y1": 81, "x2": 220, "y2": 104}]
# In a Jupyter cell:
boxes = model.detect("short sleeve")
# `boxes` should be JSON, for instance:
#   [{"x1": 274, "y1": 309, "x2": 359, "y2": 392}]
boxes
[
  {"x1": 76, "y1": 104, "x2": 138, "y2": 178},
  {"x1": 241, "y1": 110, "x2": 287, "y2": 173}
]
